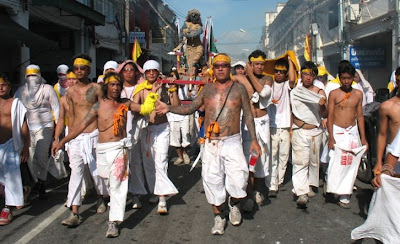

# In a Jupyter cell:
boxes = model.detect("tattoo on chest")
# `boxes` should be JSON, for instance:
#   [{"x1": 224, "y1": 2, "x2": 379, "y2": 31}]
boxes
[{"x1": 86, "y1": 86, "x2": 98, "y2": 103}]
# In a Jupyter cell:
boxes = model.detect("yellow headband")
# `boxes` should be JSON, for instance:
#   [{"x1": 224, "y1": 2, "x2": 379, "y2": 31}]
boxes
[
  {"x1": 274, "y1": 65, "x2": 288, "y2": 71},
  {"x1": 104, "y1": 75, "x2": 120, "y2": 84},
  {"x1": 250, "y1": 56, "x2": 265, "y2": 62},
  {"x1": 66, "y1": 72, "x2": 77, "y2": 79},
  {"x1": 212, "y1": 54, "x2": 231, "y2": 65},
  {"x1": 396, "y1": 75, "x2": 400, "y2": 80},
  {"x1": 0, "y1": 77, "x2": 10, "y2": 85},
  {"x1": 26, "y1": 68, "x2": 40, "y2": 76},
  {"x1": 74, "y1": 58, "x2": 91, "y2": 67},
  {"x1": 318, "y1": 66, "x2": 328, "y2": 76},
  {"x1": 301, "y1": 68, "x2": 314, "y2": 74}
]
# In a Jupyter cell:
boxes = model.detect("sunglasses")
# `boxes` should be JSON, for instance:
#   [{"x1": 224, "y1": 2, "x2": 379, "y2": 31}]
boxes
[
  {"x1": 274, "y1": 69, "x2": 287, "y2": 74},
  {"x1": 74, "y1": 66, "x2": 86, "y2": 71},
  {"x1": 213, "y1": 63, "x2": 230, "y2": 69}
]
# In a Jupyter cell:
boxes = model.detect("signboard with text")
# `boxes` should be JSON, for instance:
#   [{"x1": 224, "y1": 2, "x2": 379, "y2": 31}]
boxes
[
  {"x1": 349, "y1": 45, "x2": 385, "y2": 69},
  {"x1": 129, "y1": 32, "x2": 146, "y2": 44}
]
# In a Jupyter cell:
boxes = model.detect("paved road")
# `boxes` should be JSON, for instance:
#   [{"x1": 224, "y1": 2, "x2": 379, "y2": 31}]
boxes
[{"x1": 0, "y1": 158, "x2": 376, "y2": 244}]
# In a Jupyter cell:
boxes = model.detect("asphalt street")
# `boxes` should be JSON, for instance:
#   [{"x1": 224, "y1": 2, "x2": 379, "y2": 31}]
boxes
[{"x1": 0, "y1": 156, "x2": 377, "y2": 244}]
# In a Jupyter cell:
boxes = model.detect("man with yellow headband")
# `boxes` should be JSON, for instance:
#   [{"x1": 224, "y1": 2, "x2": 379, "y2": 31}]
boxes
[
  {"x1": 53, "y1": 72, "x2": 160, "y2": 237},
  {"x1": 290, "y1": 61, "x2": 327, "y2": 208},
  {"x1": 233, "y1": 50, "x2": 273, "y2": 212},
  {"x1": 14, "y1": 64, "x2": 60, "y2": 200},
  {"x1": 0, "y1": 73, "x2": 29, "y2": 225},
  {"x1": 57, "y1": 54, "x2": 108, "y2": 227},
  {"x1": 266, "y1": 57, "x2": 296, "y2": 197},
  {"x1": 132, "y1": 60, "x2": 179, "y2": 215},
  {"x1": 156, "y1": 53, "x2": 261, "y2": 235}
]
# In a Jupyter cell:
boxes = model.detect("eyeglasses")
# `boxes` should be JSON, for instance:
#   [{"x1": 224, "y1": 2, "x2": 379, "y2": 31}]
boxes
[
  {"x1": 123, "y1": 68, "x2": 135, "y2": 72},
  {"x1": 274, "y1": 69, "x2": 287, "y2": 74},
  {"x1": 74, "y1": 66, "x2": 86, "y2": 71},
  {"x1": 213, "y1": 63, "x2": 230, "y2": 69}
]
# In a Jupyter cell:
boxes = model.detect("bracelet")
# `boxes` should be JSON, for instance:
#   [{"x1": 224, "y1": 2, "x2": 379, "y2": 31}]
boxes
[
  {"x1": 381, "y1": 168, "x2": 394, "y2": 176},
  {"x1": 168, "y1": 87, "x2": 177, "y2": 93}
]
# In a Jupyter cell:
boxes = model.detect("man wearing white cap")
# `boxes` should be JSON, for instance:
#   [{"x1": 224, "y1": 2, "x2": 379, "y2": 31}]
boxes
[
  {"x1": 132, "y1": 60, "x2": 179, "y2": 214},
  {"x1": 231, "y1": 61, "x2": 246, "y2": 76},
  {"x1": 97, "y1": 60, "x2": 118, "y2": 84},
  {"x1": 14, "y1": 64, "x2": 60, "y2": 199},
  {"x1": 54, "y1": 64, "x2": 70, "y2": 99}
]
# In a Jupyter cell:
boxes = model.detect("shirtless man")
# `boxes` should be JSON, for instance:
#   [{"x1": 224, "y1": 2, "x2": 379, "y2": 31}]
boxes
[
  {"x1": 156, "y1": 53, "x2": 261, "y2": 235},
  {"x1": 0, "y1": 74, "x2": 29, "y2": 225},
  {"x1": 327, "y1": 60, "x2": 368, "y2": 208},
  {"x1": 53, "y1": 72, "x2": 160, "y2": 237},
  {"x1": 234, "y1": 50, "x2": 272, "y2": 211},
  {"x1": 58, "y1": 54, "x2": 108, "y2": 227},
  {"x1": 132, "y1": 60, "x2": 179, "y2": 214}
]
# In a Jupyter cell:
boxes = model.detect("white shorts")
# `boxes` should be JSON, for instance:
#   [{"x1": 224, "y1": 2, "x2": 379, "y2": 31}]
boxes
[{"x1": 169, "y1": 120, "x2": 190, "y2": 148}]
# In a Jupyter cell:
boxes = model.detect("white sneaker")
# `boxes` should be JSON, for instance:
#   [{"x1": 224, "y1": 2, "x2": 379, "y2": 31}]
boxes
[
  {"x1": 242, "y1": 198, "x2": 254, "y2": 212},
  {"x1": 211, "y1": 215, "x2": 226, "y2": 235},
  {"x1": 308, "y1": 187, "x2": 316, "y2": 198},
  {"x1": 183, "y1": 153, "x2": 191, "y2": 164},
  {"x1": 228, "y1": 197, "x2": 241, "y2": 226},
  {"x1": 157, "y1": 201, "x2": 168, "y2": 214},
  {"x1": 149, "y1": 195, "x2": 159, "y2": 203},
  {"x1": 297, "y1": 194, "x2": 308, "y2": 208},
  {"x1": 132, "y1": 196, "x2": 142, "y2": 209},
  {"x1": 253, "y1": 191, "x2": 264, "y2": 204}
]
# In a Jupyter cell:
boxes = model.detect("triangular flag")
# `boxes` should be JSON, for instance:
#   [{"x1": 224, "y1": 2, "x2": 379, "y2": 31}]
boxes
[
  {"x1": 210, "y1": 25, "x2": 218, "y2": 54},
  {"x1": 132, "y1": 37, "x2": 142, "y2": 62},
  {"x1": 304, "y1": 34, "x2": 311, "y2": 61}
]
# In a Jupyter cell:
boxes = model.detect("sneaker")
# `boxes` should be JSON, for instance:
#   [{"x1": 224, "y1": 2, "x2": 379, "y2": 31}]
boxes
[
  {"x1": 157, "y1": 201, "x2": 168, "y2": 215},
  {"x1": 308, "y1": 187, "x2": 316, "y2": 198},
  {"x1": 0, "y1": 208, "x2": 13, "y2": 226},
  {"x1": 269, "y1": 190, "x2": 278, "y2": 198},
  {"x1": 106, "y1": 221, "x2": 119, "y2": 238},
  {"x1": 211, "y1": 215, "x2": 226, "y2": 235},
  {"x1": 149, "y1": 195, "x2": 159, "y2": 203},
  {"x1": 242, "y1": 198, "x2": 254, "y2": 212},
  {"x1": 183, "y1": 153, "x2": 191, "y2": 164},
  {"x1": 61, "y1": 212, "x2": 82, "y2": 227},
  {"x1": 174, "y1": 157, "x2": 184, "y2": 166},
  {"x1": 278, "y1": 183, "x2": 286, "y2": 191},
  {"x1": 297, "y1": 194, "x2": 308, "y2": 208},
  {"x1": 253, "y1": 191, "x2": 264, "y2": 204},
  {"x1": 228, "y1": 197, "x2": 241, "y2": 226},
  {"x1": 132, "y1": 196, "x2": 142, "y2": 209},
  {"x1": 97, "y1": 198, "x2": 107, "y2": 214},
  {"x1": 337, "y1": 201, "x2": 350, "y2": 209},
  {"x1": 37, "y1": 181, "x2": 47, "y2": 200}
]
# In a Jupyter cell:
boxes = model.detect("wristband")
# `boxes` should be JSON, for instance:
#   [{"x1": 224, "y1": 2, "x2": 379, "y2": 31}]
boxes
[{"x1": 168, "y1": 87, "x2": 177, "y2": 93}]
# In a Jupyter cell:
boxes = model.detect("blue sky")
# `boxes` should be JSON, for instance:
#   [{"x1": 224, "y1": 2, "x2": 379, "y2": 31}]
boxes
[{"x1": 165, "y1": 0, "x2": 284, "y2": 61}]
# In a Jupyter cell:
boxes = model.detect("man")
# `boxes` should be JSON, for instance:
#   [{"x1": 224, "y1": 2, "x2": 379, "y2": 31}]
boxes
[
  {"x1": 0, "y1": 74, "x2": 29, "y2": 225},
  {"x1": 132, "y1": 60, "x2": 179, "y2": 214},
  {"x1": 327, "y1": 60, "x2": 368, "y2": 208},
  {"x1": 54, "y1": 64, "x2": 70, "y2": 99},
  {"x1": 267, "y1": 58, "x2": 296, "y2": 197},
  {"x1": 234, "y1": 50, "x2": 272, "y2": 211},
  {"x1": 156, "y1": 53, "x2": 261, "y2": 235},
  {"x1": 231, "y1": 61, "x2": 246, "y2": 75},
  {"x1": 14, "y1": 65, "x2": 60, "y2": 199},
  {"x1": 290, "y1": 62, "x2": 327, "y2": 208},
  {"x1": 59, "y1": 54, "x2": 108, "y2": 227},
  {"x1": 53, "y1": 72, "x2": 160, "y2": 237},
  {"x1": 97, "y1": 60, "x2": 119, "y2": 84}
]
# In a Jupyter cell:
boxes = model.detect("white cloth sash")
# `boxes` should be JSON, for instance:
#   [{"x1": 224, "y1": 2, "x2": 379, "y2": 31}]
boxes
[
  {"x1": 290, "y1": 86, "x2": 323, "y2": 127},
  {"x1": 71, "y1": 129, "x2": 99, "y2": 175}
]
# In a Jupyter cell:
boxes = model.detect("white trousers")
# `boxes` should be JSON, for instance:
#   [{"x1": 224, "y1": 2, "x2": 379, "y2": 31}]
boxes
[
  {"x1": 242, "y1": 114, "x2": 270, "y2": 178},
  {"x1": 202, "y1": 134, "x2": 248, "y2": 206},
  {"x1": 97, "y1": 139, "x2": 131, "y2": 222},
  {"x1": 291, "y1": 128, "x2": 322, "y2": 196},
  {"x1": 169, "y1": 119, "x2": 190, "y2": 148},
  {"x1": 268, "y1": 127, "x2": 291, "y2": 191},
  {"x1": 128, "y1": 139, "x2": 147, "y2": 195},
  {"x1": 0, "y1": 139, "x2": 24, "y2": 206},
  {"x1": 140, "y1": 123, "x2": 178, "y2": 196},
  {"x1": 66, "y1": 131, "x2": 107, "y2": 207},
  {"x1": 28, "y1": 127, "x2": 53, "y2": 182}
]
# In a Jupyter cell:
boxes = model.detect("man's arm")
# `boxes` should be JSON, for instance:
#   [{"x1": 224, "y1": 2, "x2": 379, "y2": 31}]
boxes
[
  {"x1": 48, "y1": 86, "x2": 60, "y2": 122},
  {"x1": 245, "y1": 63, "x2": 264, "y2": 93},
  {"x1": 156, "y1": 86, "x2": 205, "y2": 115},
  {"x1": 318, "y1": 89, "x2": 328, "y2": 118},
  {"x1": 53, "y1": 97, "x2": 66, "y2": 144},
  {"x1": 356, "y1": 91, "x2": 368, "y2": 149},
  {"x1": 128, "y1": 92, "x2": 159, "y2": 114},
  {"x1": 20, "y1": 119, "x2": 29, "y2": 163},
  {"x1": 287, "y1": 58, "x2": 296, "y2": 88},
  {"x1": 327, "y1": 91, "x2": 336, "y2": 149},
  {"x1": 375, "y1": 103, "x2": 389, "y2": 174}
]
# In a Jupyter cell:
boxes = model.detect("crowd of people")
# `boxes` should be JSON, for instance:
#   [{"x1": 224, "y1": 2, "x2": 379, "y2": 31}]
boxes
[{"x1": 0, "y1": 49, "x2": 399, "y2": 241}]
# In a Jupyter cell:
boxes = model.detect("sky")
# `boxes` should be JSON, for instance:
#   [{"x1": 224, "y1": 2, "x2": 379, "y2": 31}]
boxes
[{"x1": 165, "y1": 0, "x2": 284, "y2": 61}]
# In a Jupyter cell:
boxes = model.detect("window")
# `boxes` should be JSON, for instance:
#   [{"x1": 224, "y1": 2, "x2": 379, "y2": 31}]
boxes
[{"x1": 329, "y1": 3, "x2": 339, "y2": 29}]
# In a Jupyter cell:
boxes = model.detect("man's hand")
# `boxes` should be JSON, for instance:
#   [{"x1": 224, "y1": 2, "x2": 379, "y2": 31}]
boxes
[
  {"x1": 51, "y1": 142, "x2": 62, "y2": 156},
  {"x1": 361, "y1": 138, "x2": 369, "y2": 151},
  {"x1": 20, "y1": 146, "x2": 29, "y2": 163},
  {"x1": 373, "y1": 162, "x2": 383, "y2": 177},
  {"x1": 249, "y1": 139, "x2": 261, "y2": 158},
  {"x1": 328, "y1": 138, "x2": 335, "y2": 149},
  {"x1": 319, "y1": 96, "x2": 326, "y2": 106},
  {"x1": 156, "y1": 101, "x2": 169, "y2": 115},
  {"x1": 321, "y1": 118, "x2": 328, "y2": 129},
  {"x1": 245, "y1": 62, "x2": 253, "y2": 76},
  {"x1": 151, "y1": 82, "x2": 162, "y2": 93}
]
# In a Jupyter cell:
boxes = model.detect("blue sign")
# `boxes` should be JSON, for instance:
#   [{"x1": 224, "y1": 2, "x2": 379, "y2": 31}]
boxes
[
  {"x1": 349, "y1": 45, "x2": 385, "y2": 69},
  {"x1": 129, "y1": 32, "x2": 146, "y2": 44}
]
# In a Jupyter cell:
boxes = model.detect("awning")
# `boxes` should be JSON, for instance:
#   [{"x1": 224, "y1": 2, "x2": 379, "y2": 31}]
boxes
[{"x1": 0, "y1": 15, "x2": 58, "y2": 49}]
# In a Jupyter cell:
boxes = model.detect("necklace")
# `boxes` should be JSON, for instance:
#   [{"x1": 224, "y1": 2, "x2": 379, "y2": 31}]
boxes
[
  {"x1": 335, "y1": 89, "x2": 352, "y2": 108},
  {"x1": 272, "y1": 83, "x2": 284, "y2": 104}
]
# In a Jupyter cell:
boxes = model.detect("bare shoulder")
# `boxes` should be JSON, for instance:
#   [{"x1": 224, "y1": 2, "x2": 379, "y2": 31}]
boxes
[{"x1": 261, "y1": 75, "x2": 273, "y2": 85}]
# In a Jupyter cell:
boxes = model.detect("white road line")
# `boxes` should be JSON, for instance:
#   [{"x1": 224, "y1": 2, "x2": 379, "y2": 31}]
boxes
[{"x1": 15, "y1": 205, "x2": 67, "y2": 244}]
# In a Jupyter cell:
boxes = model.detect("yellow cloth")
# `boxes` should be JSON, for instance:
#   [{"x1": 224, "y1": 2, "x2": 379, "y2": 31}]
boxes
[
  {"x1": 317, "y1": 66, "x2": 328, "y2": 76},
  {"x1": 26, "y1": 68, "x2": 40, "y2": 76},
  {"x1": 250, "y1": 56, "x2": 265, "y2": 62},
  {"x1": 139, "y1": 92, "x2": 159, "y2": 116},
  {"x1": 388, "y1": 82, "x2": 395, "y2": 93},
  {"x1": 0, "y1": 77, "x2": 10, "y2": 85},
  {"x1": 104, "y1": 75, "x2": 120, "y2": 84},
  {"x1": 73, "y1": 58, "x2": 91, "y2": 67},
  {"x1": 66, "y1": 72, "x2": 76, "y2": 79},
  {"x1": 263, "y1": 50, "x2": 300, "y2": 81},
  {"x1": 132, "y1": 80, "x2": 153, "y2": 98},
  {"x1": 212, "y1": 54, "x2": 231, "y2": 65}
]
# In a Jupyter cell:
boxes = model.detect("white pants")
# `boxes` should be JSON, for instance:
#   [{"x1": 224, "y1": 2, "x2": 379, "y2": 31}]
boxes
[
  {"x1": 28, "y1": 127, "x2": 53, "y2": 182},
  {"x1": 169, "y1": 119, "x2": 190, "y2": 148},
  {"x1": 128, "y1": 139, "x2": 147, "y2": 195},
  {"x1": 202, "y1": 134, "x2": 248, "y2": 206},
  {"x1": 242, "y1": 114, "x2": 270, "y2": 178},
  {"x1": 268, "y1": 127, "x2": 291, "y2": 191},
  {"x1": 140, "y1": 123, "x2": 178, "y2": 196},
  {"x1": 0, "y1": 139, "x2": 24, "y2": 206},
  {"x1": 66, "y1": 130, "x2": 108, "y2": 207},
  {"x1": 291, "y1": 128, "x2": 322, "y2": 196},
  {"x1": 97, "y1": 138, "x2": 131, "y2": 222}
]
